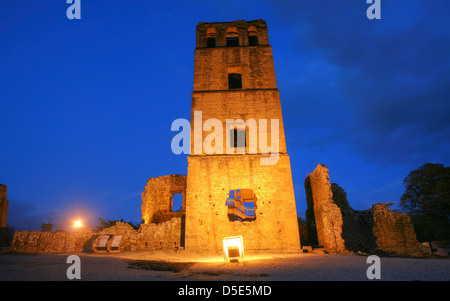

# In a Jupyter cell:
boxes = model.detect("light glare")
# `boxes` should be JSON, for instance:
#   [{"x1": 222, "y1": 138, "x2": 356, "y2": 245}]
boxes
[{"x1": 73, "y1": 220, "x2": 83, "y2": 228}]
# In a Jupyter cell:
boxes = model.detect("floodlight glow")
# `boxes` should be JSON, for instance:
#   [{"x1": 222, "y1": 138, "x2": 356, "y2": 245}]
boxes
[
  {"x1": 223, "y1": 235, "x2": 244, "y2": 263},
  {"x1": 73, "y1": 220, "x2": 83, "y2": 228}
]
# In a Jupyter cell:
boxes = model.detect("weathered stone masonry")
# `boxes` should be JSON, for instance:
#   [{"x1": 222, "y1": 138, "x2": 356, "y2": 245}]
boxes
[
  {"x1": 0, "y1": 184, "x2": 8, "y2": 247},
  {"x1": 304, "y1": 165, "x2": 346, "y2": 253},
  {"x1": 141, "y1": 174, "x2": 186, "y2": 224},
  {"x1": 91, "y1": 219, "x2": 182, "y2": 252},
  {"x1": 12, "y1": 219, "x2": 183, "y2": 253},
  {"x1": 12, "y1": 229, "x2": 97, "y2": 253},
  {"x1": 304, "y1": 164, "x2": 425, "y2": 257},
  {"x1": 184, "y1": 20, "x2": 301, "y2": 252}
]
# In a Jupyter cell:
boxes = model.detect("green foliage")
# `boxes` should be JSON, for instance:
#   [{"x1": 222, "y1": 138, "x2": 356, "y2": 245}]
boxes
[
  {"x1": 400, "y1": 163, "x2": 450, "y2": 241},
  {"x1": 95, "y1": 217, "x2": 140, "y2": 231}
]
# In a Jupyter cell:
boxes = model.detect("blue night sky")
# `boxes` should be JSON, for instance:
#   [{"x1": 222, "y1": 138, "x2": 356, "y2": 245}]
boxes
[{"x1": 1, "y1": 1, "x2": 449, "y2": 231}]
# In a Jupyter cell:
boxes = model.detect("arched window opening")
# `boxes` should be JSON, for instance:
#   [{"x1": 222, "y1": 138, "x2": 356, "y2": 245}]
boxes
[
  {"x1": 248, "y1": 26, "x2": 258, "y2": 46},
  {"x1": 226, "y1": 27, "x2": 239, "y2": 47},
  {"x1": 206, "y1": 27, "x2": 217, "y2": 48}
]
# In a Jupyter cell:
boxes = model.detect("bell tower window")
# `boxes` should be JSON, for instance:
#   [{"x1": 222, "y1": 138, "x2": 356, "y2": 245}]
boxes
[
  {"x1": 248, "y1": 26, "x2": 258, "y2": 46},
  {"x1": 206, "y1": 27, "x2": 217, "y2": 48},
  {"x1": 226, "y1": 27, "x2": 239, "y2": 47}
]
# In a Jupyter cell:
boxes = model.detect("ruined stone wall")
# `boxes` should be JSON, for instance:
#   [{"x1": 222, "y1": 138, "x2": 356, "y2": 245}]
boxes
[
  {"x1": 92, "y1": 222, "x2": 138, "y2": 252},
  {"x1": 305, "y1": 164, "x2": 346, "y2": 253},
  {"x1": 331, "y1": 183, "x2": 377, "y2": 254},
  {"x1": 304, "y1": 177, "x2": 318, "y2": 246},
  {"x1": 92, "y1": 219, "x2": 182, "y2": 252},
  {"x1": 11, "y1": 219, "x2": 182, "y2": 253},
  {"x1": 372, "y1": 203, "x2": 424, "y2": 257},
  {"x1": 137, "y1": 218, "x2": 182, "y2": 250},
  {"x1": 304, "y1": 164, "x2": 426, "y2": 257},
  {"x1": 185, "y1": 154, "x2": 300, "y2": 252},
  {"x1": 141, "y1": 175, "x2": 186, "y2": 224},
  {"x1": 0, "y1": 184, "x2": 8, "y2": 246},
  {"x1": 11, "y1": 229, "x2": 96, "y2": 253},
  {"x1": 0, "y1": 185, "x2": 7, "y2": 228}
]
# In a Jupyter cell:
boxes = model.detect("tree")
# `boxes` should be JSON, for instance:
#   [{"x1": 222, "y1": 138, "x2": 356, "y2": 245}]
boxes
[{"x1": 400, "y1": 163, "x2": 450, "y2": 242}]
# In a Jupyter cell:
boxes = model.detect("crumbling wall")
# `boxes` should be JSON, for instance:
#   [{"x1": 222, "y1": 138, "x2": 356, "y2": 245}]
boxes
[
  {"x1": 331, "y1": 183, "x2": 377, "y2": 254},
  {"x1": 305, "y1": 164, "x2": 346, "y2": 253},
  {"x1": 11, "y1": 172, "x2": 186, "y2": 254},
  {"x1": 0, "y1": 184, "x2": 9, "y2": 247},
  {"x1": 372, "y1": 203, "x2": 424, "y2": 257},
  {"x1": 11, "y1": 229, "x2": 97, "y2": 253},
  {"x1": 92, "y1": 222, "x2": 138, "y2": 252},
  {"x1": 141, "y1": 175, "x2": 186, "y2": 224},
  {"x1": 11, "y1": 218, "x2": 182, "y2": 253},
  {"x1": 137, "y1": 218, "x2": 182, "y2": 250},
  {"x1": 92, "y1": 219, "x2": 182, "y2": 252},
  {"x1": 304, "y1": 164, "x2": 426, "y2": 257},
  {"x1": 304, "y1": 177, "x2": 318, "y2": 246}
]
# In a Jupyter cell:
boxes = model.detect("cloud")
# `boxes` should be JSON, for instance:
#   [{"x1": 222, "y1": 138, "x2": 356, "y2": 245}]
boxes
[
  {"x1": 6, "y1": 199, "x2": 46, "y2": 231},
  {"x1": 270, "y1": 0, "x2": 450, "y2": 166}
]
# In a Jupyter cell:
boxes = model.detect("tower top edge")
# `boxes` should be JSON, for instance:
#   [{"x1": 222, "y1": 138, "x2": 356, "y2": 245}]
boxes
[{"x1": 197, "y1": 19, "x2": 267, "y2": 29}]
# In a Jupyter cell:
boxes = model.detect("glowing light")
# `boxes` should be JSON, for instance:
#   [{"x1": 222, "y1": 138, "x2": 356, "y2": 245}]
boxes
[
  {"x1": 73, "y1": 220, "x2": 83, "y2": 228},
  {"x1": 223, "y1": 235, "x2": 245, "y2": 263}
]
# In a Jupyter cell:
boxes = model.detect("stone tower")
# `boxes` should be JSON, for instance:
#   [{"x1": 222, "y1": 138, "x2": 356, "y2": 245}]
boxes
[{"x1": 184, "y1": 20, "x2": 301, "y2": 251}]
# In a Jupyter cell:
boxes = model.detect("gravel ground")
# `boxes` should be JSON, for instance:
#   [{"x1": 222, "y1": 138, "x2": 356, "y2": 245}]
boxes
[{"x1": 0, "y1": 250, "x2": 448, "y2": 281}]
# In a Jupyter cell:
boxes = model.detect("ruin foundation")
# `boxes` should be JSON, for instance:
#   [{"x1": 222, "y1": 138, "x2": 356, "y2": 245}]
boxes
[{"x1": 11, "y1": 219, "x2": 182, "y2": 253}]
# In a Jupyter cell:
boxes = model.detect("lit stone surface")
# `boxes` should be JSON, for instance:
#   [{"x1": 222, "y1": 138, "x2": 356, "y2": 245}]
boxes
[
  {"x1": 141, "y1": 175, "x2": 186, "y2": 224},
  {"x1": 305, "y1": 164, "x2": 426, "y2": 257},
  {"x1": 184, "y1": 20, "x2": 301, "y2": 252}
]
